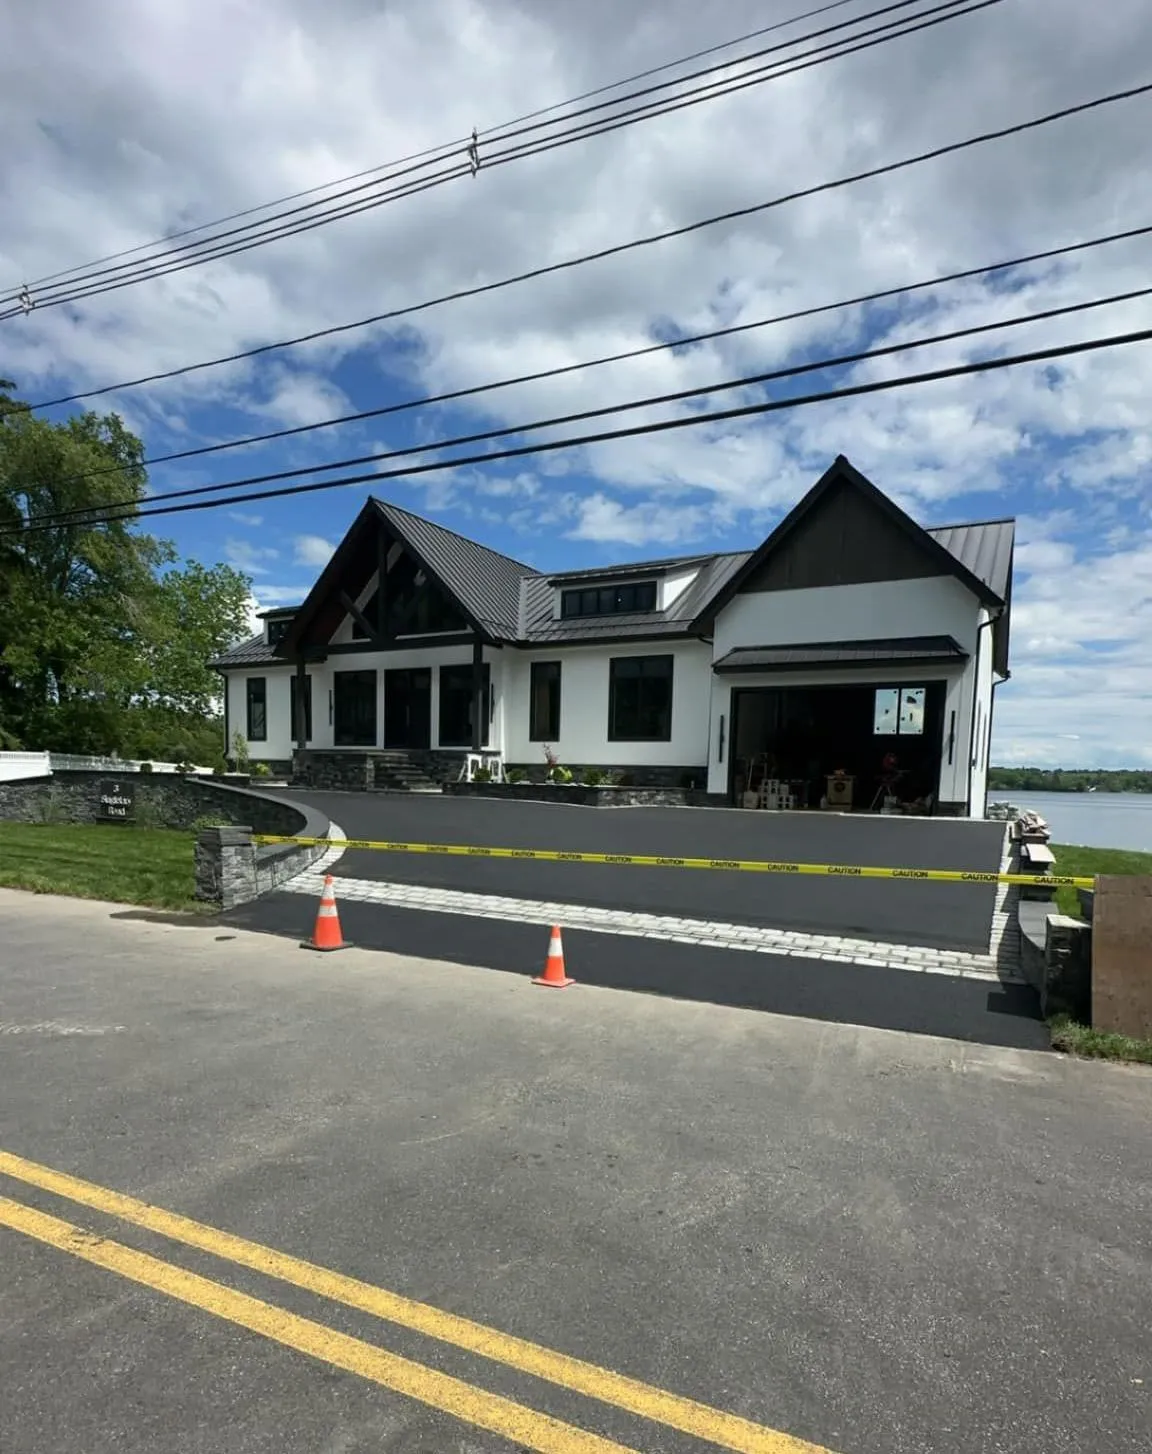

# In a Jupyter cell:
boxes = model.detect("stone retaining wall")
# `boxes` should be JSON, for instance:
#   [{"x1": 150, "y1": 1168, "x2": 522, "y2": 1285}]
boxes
[
  {"x1": 444, "y1": 781, "x2": 726, "y2": 808},
  {"x1": 0, "y1": 770, "x2": 333, "y2": 912},
  {"x1": 1018, "y1": 901, "x2": 1092, "y2": 1021}
]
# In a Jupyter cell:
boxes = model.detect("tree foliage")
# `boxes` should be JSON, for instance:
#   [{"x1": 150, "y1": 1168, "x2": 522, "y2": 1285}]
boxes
[
  {"x1": 989, "y1": 766, "x2": 1152, "y2": 794},
  {"x1": 0, "y1": 380, "x2": 252, "y2": 759}
]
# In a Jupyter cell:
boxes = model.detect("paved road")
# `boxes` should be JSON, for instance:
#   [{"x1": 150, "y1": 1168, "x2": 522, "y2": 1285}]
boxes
[
  {"x1": 2, "y1": 891, "x2": 1147, "y2": 1453},
  {"x1": 269, "y1": 792, "x2": 1007, "y2": 951}
]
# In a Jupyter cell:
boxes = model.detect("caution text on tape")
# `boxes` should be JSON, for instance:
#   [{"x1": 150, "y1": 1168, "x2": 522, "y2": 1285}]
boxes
[{"x1": 252, "y1": 835, "x2": 1094, "y2": 889}]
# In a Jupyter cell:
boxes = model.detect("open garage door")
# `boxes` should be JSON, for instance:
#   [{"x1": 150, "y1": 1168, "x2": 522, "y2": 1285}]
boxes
[{"x1": 729, "y1": 680, "x2": 950, "y2": 813}]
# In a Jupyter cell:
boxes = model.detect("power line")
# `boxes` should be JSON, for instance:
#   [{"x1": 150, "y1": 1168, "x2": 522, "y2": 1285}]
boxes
[
  {"x1": 0, "y1": 1, "x2": 940, "y2": 309},
  {"x1": 4, "y1": 0, "x2": 867, "y2": 299},
  {"x1": 1, "y1": 2, "x2": 994, "y2": 318},
  {"x1": 15, "y1": 325, "x2": 1150, "y2": 533},
  {"x1": 26, "y1": 222, "x2": 1152, "y2": 488},
  {"x1": 18, "y1": 291, "x2": 1151, "y2": 532},
  {"x1": 19, "y1": 66, "x2": 1142, "y2": 415}
]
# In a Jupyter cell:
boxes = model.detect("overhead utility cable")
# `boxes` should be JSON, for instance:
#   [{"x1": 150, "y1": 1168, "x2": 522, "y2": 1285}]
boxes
[
  {"x1": 0, "y1": 2, "x2": 996, "y2": 317},
  {"x1": 2, "y1": 0, "x2": 866, "y2": 298},
  {"x1": 28, "y1": 222, "x2": 1152, "y2": 487},
  {"x1": 18, "y1": 71, "x2": 1143, "y2": 415},
  {"x1": 21, "y1": 289, "x2": 1152, "y2": 531}
]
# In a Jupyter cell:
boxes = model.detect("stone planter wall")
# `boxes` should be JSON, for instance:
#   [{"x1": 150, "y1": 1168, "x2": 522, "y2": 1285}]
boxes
[
  {"x1": 445, "y1": 781, "x2": 707, "y2": 808},
  {"x1": 0, "y1": 770, "x2": 333, "y2": 911}
]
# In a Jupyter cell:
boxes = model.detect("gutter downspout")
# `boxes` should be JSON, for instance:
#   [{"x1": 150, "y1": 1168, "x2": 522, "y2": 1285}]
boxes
[{"x1": 965, "y1": 610, "x2": 1002, "y2": 818}]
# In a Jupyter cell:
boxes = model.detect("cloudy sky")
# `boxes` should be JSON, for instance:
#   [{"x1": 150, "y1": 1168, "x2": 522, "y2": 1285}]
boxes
[{"x1": 2, "y1": 0, "x2": 1151, "y2": 767}]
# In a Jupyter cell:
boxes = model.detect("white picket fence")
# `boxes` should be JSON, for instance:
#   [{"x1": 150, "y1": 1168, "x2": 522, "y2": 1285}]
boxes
[{"x1": 0, "y1": 751, "x2": 213, "y2": 781}]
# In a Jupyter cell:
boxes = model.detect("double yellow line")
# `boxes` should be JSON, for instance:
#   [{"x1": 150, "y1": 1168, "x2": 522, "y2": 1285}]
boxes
[{"x1": 0, "y1": 1148, "x2": 834, "y2": 1453}]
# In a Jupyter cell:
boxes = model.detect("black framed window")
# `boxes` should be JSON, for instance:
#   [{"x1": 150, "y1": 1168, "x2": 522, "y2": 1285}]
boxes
[
  {"x1": 333, "y1": 670, "x2": 377, "y2": 746},
  {"x1": 608, "y1": 655, "x2": 673, "y2": 741},
  {"x1": 561, "y1": 580, "x2": 657, "y2": 618},
  {"x1": 245, "y1": 677, "x2": 267, "y2": 741},
  {"x1": 267, "y1": 619, "x2": 291, "y2": 649},
  {"x1": 439, "y1": 664, "x2": 491, "y2": 748},
  {"x1": 529, "y1": 661, "x2": 561, "y2": 741},
  {"x1": 290, "y1": 674, "x2": 313, "y2": 742}
]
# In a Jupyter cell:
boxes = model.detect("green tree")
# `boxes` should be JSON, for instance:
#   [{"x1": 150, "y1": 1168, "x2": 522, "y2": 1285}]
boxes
[
  {"x1": 0, "y1": 381, "x2": 251, "y2": 758},
  {"x1": 139, "y1": 561, "x2": 251, "y2": 716}
]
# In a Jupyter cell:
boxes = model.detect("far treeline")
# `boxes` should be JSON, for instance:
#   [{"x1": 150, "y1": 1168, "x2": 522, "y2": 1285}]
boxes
[
  {"x1": 0, "y1": 379, "x2": 251, "y2": 768},
  {"x1": 989, "y1": 767, "x2": 1152, "y2": 794}
]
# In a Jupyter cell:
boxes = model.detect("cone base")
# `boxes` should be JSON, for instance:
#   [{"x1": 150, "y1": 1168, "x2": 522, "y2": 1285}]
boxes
[
  {"x1": 300, "y1": 939, "x2": 353, "y2": 952},
  {"x1": 532, "y1": 973, "x2": 574, "y2": 988}
]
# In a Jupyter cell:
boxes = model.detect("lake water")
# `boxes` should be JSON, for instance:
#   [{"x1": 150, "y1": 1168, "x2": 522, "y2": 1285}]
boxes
[{"x1": 988, "y1": 791, "x2": 1152, "y2": 853}]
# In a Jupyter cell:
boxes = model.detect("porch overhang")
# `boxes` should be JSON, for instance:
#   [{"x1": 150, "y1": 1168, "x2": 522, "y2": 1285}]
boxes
[{"x1": 713, "y1": 636, "x2": 968, "y2": 673}]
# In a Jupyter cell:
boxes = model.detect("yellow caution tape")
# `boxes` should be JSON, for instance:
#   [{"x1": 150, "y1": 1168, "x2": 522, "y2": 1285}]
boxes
[{"x1": 252, "y1": 835, "x2": 1095, "y2": 889}]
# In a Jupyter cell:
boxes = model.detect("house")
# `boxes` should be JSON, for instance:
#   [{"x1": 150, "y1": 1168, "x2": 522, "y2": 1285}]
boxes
[{"x1": 210, "y1": 455, "x2": 1014, "y2": 815}]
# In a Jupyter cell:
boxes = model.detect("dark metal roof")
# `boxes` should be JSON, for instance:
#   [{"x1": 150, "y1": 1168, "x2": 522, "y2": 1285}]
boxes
[
  {"x1": 210, "y1": 632, "x2": 280, "y2": 668},
  {"x1": 546, "y1": 553, "x2": 713, "y2": 585},
  {"x1": 713, "y1": 636, "x2": 969, "y2": 673},
  {"x1": 520, "y1": 553, "x2": 749, "y2": 645},
  {"x1": 210, "y1": 482, "x2": 1013, "y2": 669},
  {"x1": 372, "y1": 500, "x2": 534, "y2": 640},
  {"x1": 925, "y1": 518, "x2": 1014, "y2": 602}
]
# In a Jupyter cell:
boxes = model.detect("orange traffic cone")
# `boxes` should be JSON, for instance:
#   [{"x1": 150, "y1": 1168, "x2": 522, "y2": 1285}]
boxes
[
  {"x1": 533, "y1": 925, "x2": 573, "y2": 988},
  {"x1": 301, "y1": 875, "x2": 351, "y2": 952}
]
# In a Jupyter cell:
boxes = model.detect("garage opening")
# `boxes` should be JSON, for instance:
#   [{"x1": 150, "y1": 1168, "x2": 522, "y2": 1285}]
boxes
[{"x1": 729, "y1": 681, "x2": 950, "y2": 813}]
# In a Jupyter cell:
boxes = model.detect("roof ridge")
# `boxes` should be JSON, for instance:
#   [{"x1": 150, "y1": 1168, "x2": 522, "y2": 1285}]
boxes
[
  {"x1": 374, "y1": 498, "x2": 541, "y2": 576},
  {"x1": 926, "y1": 515, "x2": 1016, "y2": 531}
]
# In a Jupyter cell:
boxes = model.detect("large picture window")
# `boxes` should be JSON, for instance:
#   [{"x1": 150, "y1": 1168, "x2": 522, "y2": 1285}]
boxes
[
  {"x1": 873, "y1": 686, "x2": 926, "y2": 736},
  {"x1": 608, "y1": 655, "x2": 674, "y2": 741},
  {"x1": 561, "y1": 580, "x2": 657, "y2": 618},
  {"x1": 245, "y1": 677, "x2": 267, "y2": 741},
  {"x1": 290, "y1": 674, "x2": 313, "y2": 742},
  {"x1": 529, "y1": 661, "x2": 561, "y2": 741},
  {"x1": 439, "y1": 664, "x2": 491, "y2": 748},
  {"x1": 333, "y1": 670, "x2": 377, "y2": 746}
]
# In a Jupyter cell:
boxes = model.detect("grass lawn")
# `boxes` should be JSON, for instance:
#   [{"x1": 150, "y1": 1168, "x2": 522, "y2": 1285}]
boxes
[
  {"x1": 0, "y1": 822, "x2": 208, "y2": 912},
  {"x1": 1049, "y1": 1015, "x2": 1152, "y2": 1067},
  {"x1": 1050, "y1": 842, "x2": 1152, "y2": 918}
]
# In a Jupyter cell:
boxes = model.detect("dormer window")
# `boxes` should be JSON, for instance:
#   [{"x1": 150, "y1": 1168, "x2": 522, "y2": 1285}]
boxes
[
  {"x1": 267, "y1": 618, "x2": 291, "y2": 648},
  {"x1": 560, "y1": 580, "x2": 657, "y2": 618}
]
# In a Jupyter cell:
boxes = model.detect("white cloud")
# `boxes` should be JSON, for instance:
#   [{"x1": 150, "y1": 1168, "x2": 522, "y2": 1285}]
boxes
[
  {"x1": 3, "y1": 0, "x2": 1152, "y2": 763},
  {"x1": 223, "y1": 538, "x2": 278, "y2": 574},
  {"x1": 229, "y1": 510, "x2": 264, "y2": 526},
  {"x1": 293, "y1": 533, "x2": 336, "y2": 566}
]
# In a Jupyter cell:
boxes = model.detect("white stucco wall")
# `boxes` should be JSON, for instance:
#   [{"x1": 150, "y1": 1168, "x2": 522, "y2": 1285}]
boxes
[
  {"x1": 224, "y1": 639, "x2": 503, "y2": 761},
  {"x1": 501, "y1": 640, "x2": 713, "y2": 770}
]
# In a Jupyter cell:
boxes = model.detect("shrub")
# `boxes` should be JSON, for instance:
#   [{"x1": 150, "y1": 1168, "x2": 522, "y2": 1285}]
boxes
[
  {"x1": 582, "y1": 767, "x2": 604, "y2": 787},
  {"x1": 138, "y1": 761, "x2": 154, "y2": 774},
  {"x1": 549, "y1": 765, "x2": 573, "y2": 784},
  {"x1": 251, "y1": 761, "x2": 271, "y2": 778},
  {"x1": 507, "y1": 768, "x2": 527, "y2": 784},
  {"x1": 230, "y1": 731, "x2": 251, "y2": 772},
  {"x1": 189, "y1": 814, "x2": 232, "y2": 835},
  {"x1": 473, "y1": 765, "x2": 492, "y2": 783}
]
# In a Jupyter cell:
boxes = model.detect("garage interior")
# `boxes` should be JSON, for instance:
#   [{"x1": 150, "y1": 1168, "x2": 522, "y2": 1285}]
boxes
[{"x1": 728, "y1": 679, "x2": 951, "y2": 813}]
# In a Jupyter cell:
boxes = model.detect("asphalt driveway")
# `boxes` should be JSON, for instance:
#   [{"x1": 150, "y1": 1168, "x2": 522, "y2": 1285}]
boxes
[{"x1": 271, "y1": 792, "x2": 1007, "y2": 952}]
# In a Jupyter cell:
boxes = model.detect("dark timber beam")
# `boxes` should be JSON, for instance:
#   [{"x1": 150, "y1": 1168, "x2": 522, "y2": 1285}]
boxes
[
  {"x1": 294, "y1": 656, "x2": 309, "y2": 767},
  {"x1": 377, "y1": 528, "x2": 389, "y2": 641},
  {"x1": 339, "y1": 590, "x2": 380, "y2": 643},
  {"x1": 471, "y1": 635, "x2": 485, "y2": 753}
]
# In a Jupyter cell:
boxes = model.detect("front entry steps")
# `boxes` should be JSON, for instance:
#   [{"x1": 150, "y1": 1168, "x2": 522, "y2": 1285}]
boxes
[{"x1": 371, "y1": 751, "x2": 441, "y2": 793}]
